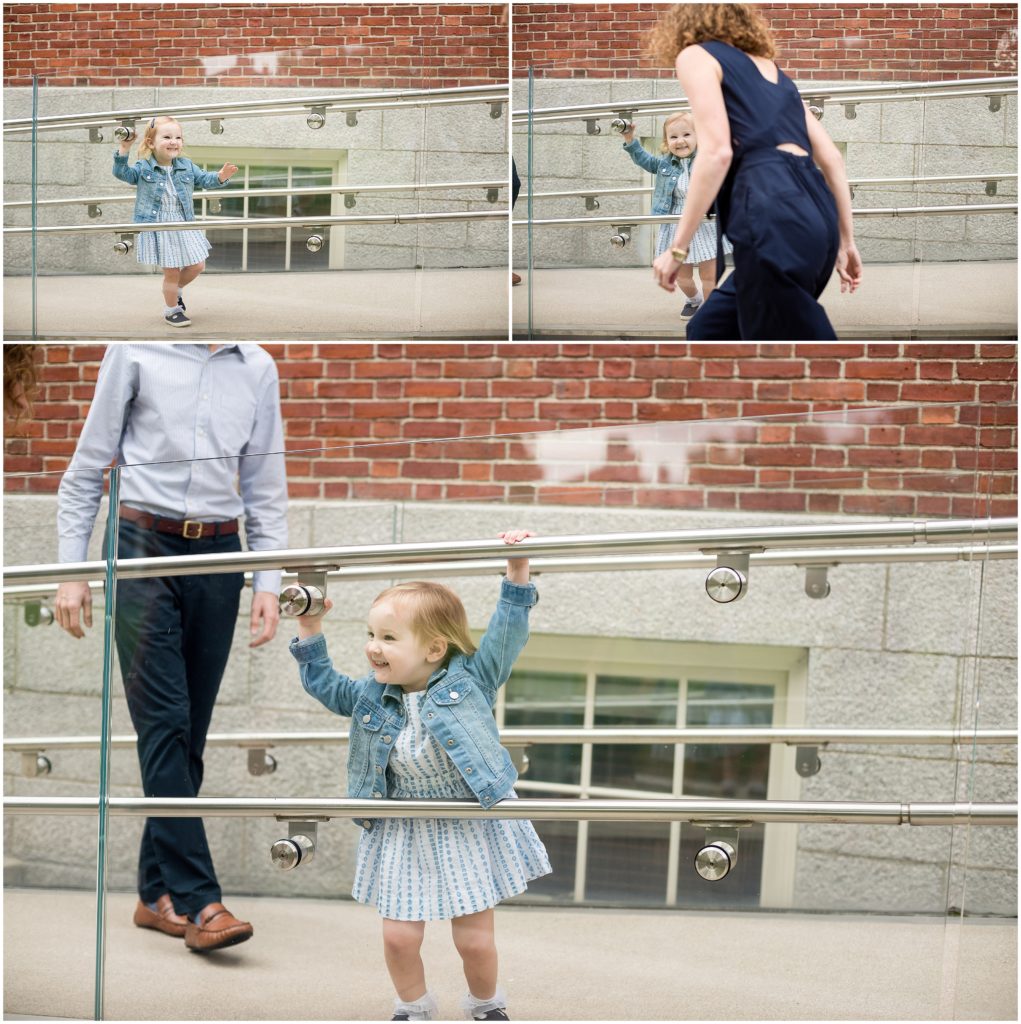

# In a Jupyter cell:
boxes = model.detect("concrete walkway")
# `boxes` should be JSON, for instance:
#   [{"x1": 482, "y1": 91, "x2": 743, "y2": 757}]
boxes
[
  {"x1": 3, "y1": 889, "x2": 1016, "y2": 1021},
  {"x1": 2, "y1": 269, "x2": 508, "y2": 341},
  {"x1": 512, "y1": 261, "x2": 1018, "y2": 339}
]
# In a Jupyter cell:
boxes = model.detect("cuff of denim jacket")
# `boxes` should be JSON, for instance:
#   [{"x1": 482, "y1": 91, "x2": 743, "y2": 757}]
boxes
[
  {"x1": 289, "y1": 632, "x2": 328, "y2": 661},
  {"x1": 500, "y1": 578, "x2": 538, "y2": 607}
]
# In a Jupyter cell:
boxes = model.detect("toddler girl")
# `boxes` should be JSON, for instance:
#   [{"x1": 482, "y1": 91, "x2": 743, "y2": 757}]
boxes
[
  {"x1": 622, "y1": 111, "x2": 732, "y2": 319},
  {"x1": 113, "y1": 115, "x2": 238, "y2": 327},
  {"x1": 289, "y1": 530, "x2": 550, "y2": 1021}
]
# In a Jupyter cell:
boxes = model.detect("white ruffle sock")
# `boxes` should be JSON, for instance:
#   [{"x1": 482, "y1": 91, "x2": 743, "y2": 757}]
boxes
[
  {"x1": 393, "y1": 991, "x2": 439, "y2": 1021},
  {"x1": 462, "y1": 987, "x2": 508, "y2": 1019}
]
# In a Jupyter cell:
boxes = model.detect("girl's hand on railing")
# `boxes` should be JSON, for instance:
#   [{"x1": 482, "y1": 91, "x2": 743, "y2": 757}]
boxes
[
  {"x1": 296, "y1": 597, "x2": 333, "y2": 641},
  {"x1": 218, "y1": 163, "x2": 239, "y2": 183},
  {"x1": 499, "y1": 530, "x2": 534, "y2": 584}
]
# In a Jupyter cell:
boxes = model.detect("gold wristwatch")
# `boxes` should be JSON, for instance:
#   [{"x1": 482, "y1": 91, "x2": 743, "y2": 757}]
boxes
[{"x1": 670, "y1": 246, "x2": 689, "y2": 263}]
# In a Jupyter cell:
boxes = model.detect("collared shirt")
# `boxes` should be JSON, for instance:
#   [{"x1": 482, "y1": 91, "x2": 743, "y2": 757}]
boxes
[{"x1": 57, "y1": 344, "x2": 288, "y2": 593}]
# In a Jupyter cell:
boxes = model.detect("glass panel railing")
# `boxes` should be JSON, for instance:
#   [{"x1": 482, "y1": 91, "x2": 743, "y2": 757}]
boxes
[
  {"x1": 513, "y1": 7, "x2": 1018, "y2": 339},
  {"x1": 4, "y1": 355, "x2": 1016, "y2": 1020},
  {"x1": 4, "y1": 8, "x2": 510, "y2": 341},
  {"x1": 3, "y1": 461, "x2": 111, "y2": 1021}
]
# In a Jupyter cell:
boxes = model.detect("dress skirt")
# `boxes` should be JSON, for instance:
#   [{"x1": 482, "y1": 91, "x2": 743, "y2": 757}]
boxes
[
  {"x1": 136, "y1": 169, "x2": 212, "y2": 269},
  {"x1": 351, "y1": 690, "x2": 551, "y2": 921}
]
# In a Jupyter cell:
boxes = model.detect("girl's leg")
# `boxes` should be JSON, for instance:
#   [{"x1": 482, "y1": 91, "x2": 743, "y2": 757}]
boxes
[
  {"x1": 161, "y1": 268, "x2": 181, "y2": 308},
  {"x1": 382, "y1": 918, "x2": 428, "y2": 1001},
  {"x1": 451, "y1": 908, "x2": 499, "y2": 1000},
  {"x1": 177, "y1": 261, "x2": 205, "y2": 290},
  {"x1": 675, "y1": 265, "x2": 698, "y2": 300},
  {"x1": 697, "y1": 259, "x2": 718, "y2": 302}
]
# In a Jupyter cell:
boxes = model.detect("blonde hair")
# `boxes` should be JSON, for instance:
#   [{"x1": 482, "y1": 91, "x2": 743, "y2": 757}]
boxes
[
  {"x1": 647, "y1": 4, "x2": 777, "y2": 66},
  {"x1": 372, "y1": 581, "x2": 477, "y2": 662},
  {"x1": 137, "y1": 115, "x2": 184, "y2": 160},
  {"x1": 660, "y1": 111, "x2": 696, "y2": 155}
]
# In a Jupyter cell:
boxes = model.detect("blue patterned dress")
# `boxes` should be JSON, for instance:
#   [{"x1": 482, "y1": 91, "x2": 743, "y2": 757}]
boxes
[
  {"x1": 655, "y1": 158, "x2": 734, "y2": 264},
  {"x1": 351, "y1": 689, "x2": 551, "y2": 921},
  {"x1": 136, "y1": 167, "x2": 212, "y2": 269}
]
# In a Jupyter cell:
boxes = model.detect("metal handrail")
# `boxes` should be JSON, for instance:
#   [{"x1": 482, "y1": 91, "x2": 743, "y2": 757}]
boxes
[
  {"x1": 520, "y1": 173, "x2": 1019, "y2": 203},
  {"x1": 4, "y1": 544, "x2": 1016, "y2": 599},
  {"x1": 4, "y1": 210, "x2": 505, "y2": 237},
  {"x1": 5, "y1": 727, "x2": 1016, "y2": 754},
  {"x1": 513, "y1": 205, "x2": 1019, "y2": 229},
  {"x1": 3, "y1": 518, "x2": 1015, "y2": 587},
  {"x1": 3, "y1": 180, "x2": 507, "y2": 211},
  {"x1": 4, "y1": 795, "x2": 1016, "y2": 826},
  {"x1": 3, "y1": 84, "x2": 509, "y2": 134},
  {"x1": 511, "y1": 76, "x2": 1018, "y2": 125}
]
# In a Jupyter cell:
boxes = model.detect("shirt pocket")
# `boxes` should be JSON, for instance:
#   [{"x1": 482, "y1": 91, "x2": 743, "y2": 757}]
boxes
[{"x1": 348, "y1": 697, "x2": 385, "y2": 792}]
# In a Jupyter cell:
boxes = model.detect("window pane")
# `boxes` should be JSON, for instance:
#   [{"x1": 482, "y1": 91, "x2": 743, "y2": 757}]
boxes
[
  {"x1": 201, "y1": 163, "x2": 244, "y2": 271},
  {"x1": 290, "y1": 166, "x2": 335, "y2": 269},
  {"x1": 591, "y1": 675, "x2": 677, "y2": 792},
  {"x1": 504, "y1": 670, "x2": 586, "y2": 899},
  {"x1": 677, "y1": 681, "x2": 775, "y2": 908},
  {"x1": 585, "y1": 823, "x2": 672, "y2": 904}
]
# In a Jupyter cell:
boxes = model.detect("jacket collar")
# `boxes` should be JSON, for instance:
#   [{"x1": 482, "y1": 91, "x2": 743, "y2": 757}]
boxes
[
  {"x1": 142, "y1": 155, "x2": 188, "y2": 172},
  {"x1": 379, "y1": 660, "x2": 455, "y2": 709}
]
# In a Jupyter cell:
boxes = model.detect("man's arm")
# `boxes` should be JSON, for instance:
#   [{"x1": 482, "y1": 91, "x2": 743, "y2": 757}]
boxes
[
  {"x1": 238, "y1": 356, "x2": 289, "y2": 647},
  {"x1": 55, "y1": 347, "x2": 137, "y2": 638}
]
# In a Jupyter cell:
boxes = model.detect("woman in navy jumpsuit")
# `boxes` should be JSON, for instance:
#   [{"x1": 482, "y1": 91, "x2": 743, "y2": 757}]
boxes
[{"x1": 650, "y1": 4, "x2": 863, "y2": 340}]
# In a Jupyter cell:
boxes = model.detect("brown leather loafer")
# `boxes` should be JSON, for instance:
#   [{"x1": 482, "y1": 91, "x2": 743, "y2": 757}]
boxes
[
  {"x1": 133, "y1": 894, "x2": 188, "y2": 938},
  {"x1": 184, "y1": 902, "x2": 253, "y2": 952}
]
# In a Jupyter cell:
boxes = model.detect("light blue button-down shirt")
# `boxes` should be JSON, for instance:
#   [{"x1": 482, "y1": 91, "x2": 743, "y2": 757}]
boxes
[{"x1": 57, "y1": 344, "x2": 288, "y2": 593}]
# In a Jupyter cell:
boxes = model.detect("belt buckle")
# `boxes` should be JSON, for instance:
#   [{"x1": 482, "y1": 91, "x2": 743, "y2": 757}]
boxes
[{"x1": 182, "y1": 519, "x2": 203, "y2": 540}]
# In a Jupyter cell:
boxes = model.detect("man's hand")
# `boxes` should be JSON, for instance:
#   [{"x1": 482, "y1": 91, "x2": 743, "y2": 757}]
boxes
[
  {"x1": 54, "y1": 581, "x2": 93, "y2": 639},
  {"x1": 249, "y1": 591, "x2": 280, "y2": 648}
]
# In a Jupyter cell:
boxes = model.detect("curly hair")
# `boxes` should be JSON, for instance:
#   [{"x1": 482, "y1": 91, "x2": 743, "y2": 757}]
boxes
[
  {"x1": 647, "y1": 4, "x2": 777, "y2": 67},
  {"x1": 3, "y1": 344, "x2": 39, "y2": 424},
  {"x1": 137, "y1": 115, "x2": 185, "y2": 160}
]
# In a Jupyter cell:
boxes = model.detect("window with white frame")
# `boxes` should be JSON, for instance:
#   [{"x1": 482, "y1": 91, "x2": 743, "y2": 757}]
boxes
[
  {"x1": 494, "y1": 635, "x2": 806, "y2": 910},
  {"x1": 188, "y1": 148, "x2": 345, "y2": 272}
]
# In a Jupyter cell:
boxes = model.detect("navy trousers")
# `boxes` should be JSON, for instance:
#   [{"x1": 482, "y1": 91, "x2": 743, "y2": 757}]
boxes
[
  {"x1": 688, "y1": 149, "x2": 840, "y2": 340},
  {"x1": 110, "y1": 519, "x2": 244, "y2": 916}
]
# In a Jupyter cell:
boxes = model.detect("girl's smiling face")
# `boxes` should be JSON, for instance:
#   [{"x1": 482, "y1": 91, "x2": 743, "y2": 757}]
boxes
[
  {"x1": 666, "y1": 120, "x2": 696, "y2": 159},
  {"x1": 365, "y1": 599, "x2": 446, "y2": 692},
  {"x1": 152, "y1": 120, "x2": 184, "y2": 164}
]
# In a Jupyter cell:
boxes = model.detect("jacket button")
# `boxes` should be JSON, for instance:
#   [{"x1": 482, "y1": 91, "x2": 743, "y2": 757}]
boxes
[
  {"x1": 465, "y1": 767, "x2": 473, "y2": 774},
  {"x1": 383, "y1": 735, "x2": 392, "y2": 743},
  {"x1": 373, "y1": 791, "x2": 382, "y2": 798},
  {"x1": 427, "y1": 712, "x2": 435, "y2": 719},
  {"x1": 362, "y1": 714, "x2": 371, "y2": 724},
  {"x1": 375, "y1": 765, "x2": 382, "y2": 774},
  {"x1": 363, "y1": 821, "x2": 373, "y2": 829},
  {"x1": 446, "y1": 739, "x2": 455, "y2": 747},
  {"x1": 449, "y1": 691, "x2": 459, "y2": 700}
]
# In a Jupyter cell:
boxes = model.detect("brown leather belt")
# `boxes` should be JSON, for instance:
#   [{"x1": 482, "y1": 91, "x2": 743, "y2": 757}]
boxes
[{"x1": 119, "y1": 504, "x2": 239, "y2": 540}]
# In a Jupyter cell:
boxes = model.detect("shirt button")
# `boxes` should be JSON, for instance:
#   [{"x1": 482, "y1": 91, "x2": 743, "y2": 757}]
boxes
[
  {"x1": 362, "y1": 714, "x2": 371, "y2": 724},
  {"x1": 383, "y1": 735, "x2": 392, "y2": 743},
  {"x1": 449, "y1": 691, "x2": 459, "y2": 700}
]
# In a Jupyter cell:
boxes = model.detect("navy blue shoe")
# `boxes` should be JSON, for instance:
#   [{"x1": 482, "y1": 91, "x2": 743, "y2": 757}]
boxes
[{"x1": 177, "y1": 295, "x2": 186, "y2": 312}]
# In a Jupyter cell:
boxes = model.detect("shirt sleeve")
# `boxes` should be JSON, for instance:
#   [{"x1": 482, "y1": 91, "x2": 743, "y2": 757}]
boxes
[
  {"x1": 56, "y1": 347, "x2": 138, "y2": 564},
  {"x1": 239, "y1": 357, "x2": 289, "y2": 593}
]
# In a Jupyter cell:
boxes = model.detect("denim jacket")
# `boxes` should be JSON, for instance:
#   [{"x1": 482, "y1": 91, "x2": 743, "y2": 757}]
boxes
[
  {"x1": 112, "y1": 152, "x2": 227, "y2": 224},
  {"x1": 623, "y1": 139, "x2": 695, "y2": 216},
  {"x1": 289, "y1": 578, "x2": 538, "y2": 829}
]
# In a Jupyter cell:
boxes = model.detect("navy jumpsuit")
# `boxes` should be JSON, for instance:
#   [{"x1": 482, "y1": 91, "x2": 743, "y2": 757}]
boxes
[{"x1": 687, "y1": 40, "x2": 841, "y2": 341}]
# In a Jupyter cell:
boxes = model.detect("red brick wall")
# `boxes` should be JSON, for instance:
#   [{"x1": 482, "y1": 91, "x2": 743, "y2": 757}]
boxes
[
  {"x1": 513, "y1": 3, "x2": 1019, "y2": 80},
  {"x1": 4, "y1": 345, "x2": 1016, "y2": 519},
  {"x1": 2, "y1": 4, "x2": 507, "y2": 88}
]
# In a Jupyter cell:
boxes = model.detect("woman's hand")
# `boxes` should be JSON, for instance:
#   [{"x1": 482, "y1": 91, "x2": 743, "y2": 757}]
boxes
[
  {"x1": 835, "y1": 242, "x2": 863, "y2": 294},
  {"x1": 217, "y1": 162, "x2": 239, "y2": 182},
  {"x1": 499, "y1": 529, "x2": 534, "y2": 584},
  {"x1": 652, "y1": 249, "x2": 682, "y2": 292}
]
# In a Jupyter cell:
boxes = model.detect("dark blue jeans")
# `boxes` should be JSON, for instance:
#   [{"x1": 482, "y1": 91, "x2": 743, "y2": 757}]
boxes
[{"x1": 110, "y1": 519, "x2": 244, "y2": 917}]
